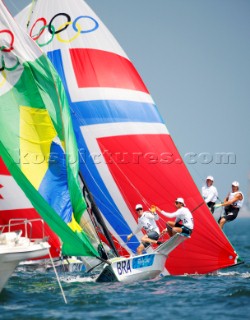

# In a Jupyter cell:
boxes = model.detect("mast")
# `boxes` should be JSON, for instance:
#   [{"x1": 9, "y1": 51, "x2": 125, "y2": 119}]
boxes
[{"x1": 79, "y1": 172, "x2": 120, "y2": 257}]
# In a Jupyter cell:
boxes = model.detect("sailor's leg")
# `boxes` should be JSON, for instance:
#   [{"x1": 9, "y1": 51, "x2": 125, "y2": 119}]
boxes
[
  {"x1": 166, "y1": 221, "x2": 175, "y2": 237},
  {"x1": 136, "y1": 243, "x2": 145, "y2": 255},
  {"x1": 219, "y1": 217, "x2": 227, "y2": 229},
  {"x1": 141, "y1": 234, "x2": 157, "y2": 244}
]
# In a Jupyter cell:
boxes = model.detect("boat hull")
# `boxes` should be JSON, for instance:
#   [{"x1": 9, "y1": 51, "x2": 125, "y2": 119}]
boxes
[
  {"x1": 96, "y1": 233, "x2": 187, "y2": 282},
  {"x1": 0, "y1": 238, "x2": 50, "y2": 293},
  {"x1": 96, "y1": 253, "x2": 166, "y2": 283},
  {"x1": 18, "y1": 256, "x2": 85, "y2": 273}
]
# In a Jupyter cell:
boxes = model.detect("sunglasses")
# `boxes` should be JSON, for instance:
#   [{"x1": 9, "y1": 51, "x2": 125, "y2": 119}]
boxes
[
  {"x1": 136, "y1": 208, "x2": 142, "y2": 211},
  {"x1": 175, "y1": 201, "x2": 181, "y2": 204}
]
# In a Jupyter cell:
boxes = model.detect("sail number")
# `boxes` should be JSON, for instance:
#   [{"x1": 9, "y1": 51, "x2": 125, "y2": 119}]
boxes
[
  {"x1": 116, "y1": 260, "x2": 132, "y2": 275},
  {"x1": 116, "y1": 255, "x2": 155, "y2": 275}
]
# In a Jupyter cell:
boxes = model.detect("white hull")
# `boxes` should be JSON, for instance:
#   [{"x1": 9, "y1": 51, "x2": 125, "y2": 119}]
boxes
[
  {"x1": 18, "y1": 256, "x2": 85, "y2": 273},
  {"x1": 45, "y1": 257, "x2": 85, "y2": 273},
  {"x1": 0, "y1": 232, "x2": 50, "y2": 293},
  {"x1": 96, "y1": 253, "x2": 166, "y2": 282},
  {"x1": 96, "y1": 233, "x2": 187, "y2": 282}
]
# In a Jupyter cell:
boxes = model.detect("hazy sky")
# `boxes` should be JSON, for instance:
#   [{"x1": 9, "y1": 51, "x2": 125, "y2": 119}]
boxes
[{"x1": 4, "y1": 0, "x2": 250, "y2": 207}]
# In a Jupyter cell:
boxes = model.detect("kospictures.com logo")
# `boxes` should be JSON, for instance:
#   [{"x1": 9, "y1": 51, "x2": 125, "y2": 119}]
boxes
[{"x1": 13, "y1": 149, "x2": 237, "y2": 166}]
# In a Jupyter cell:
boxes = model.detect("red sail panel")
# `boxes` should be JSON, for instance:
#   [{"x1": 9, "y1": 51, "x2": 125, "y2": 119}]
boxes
[
  {"x1": 70, "y1": 48, "x2": 149, "y2": 92},
  {"x1": 98, "y1": 134, "x2": 237, "y2": 274}
]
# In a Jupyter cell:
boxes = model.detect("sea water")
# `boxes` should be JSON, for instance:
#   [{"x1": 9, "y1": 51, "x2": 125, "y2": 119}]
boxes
[{"x1": 0, "y1": 218, "x2": 249, "y2": 320}]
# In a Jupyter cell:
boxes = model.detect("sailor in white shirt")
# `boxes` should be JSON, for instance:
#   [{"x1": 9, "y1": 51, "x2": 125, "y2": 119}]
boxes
[
  {"x1": 201, "y1": 176, "x2": 218, "y2": 214},
  {"x1": 156, "y1": 198, "x2": 194, "y2": 237},
  {"x1": 127, "y1": 204, "x2": 162, "y2": 255},
  {"x1": 215, "y1": 181, "x2": 244, "y2": 229}
]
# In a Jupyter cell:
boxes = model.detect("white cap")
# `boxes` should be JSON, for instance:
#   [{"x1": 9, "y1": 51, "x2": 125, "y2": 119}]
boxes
[
  {"x1": 232, "y1": 181, "x2": 239, "y2": 187},
  {"x1": 135, "y1": 204, "x2": 143, "y2": 210},
  {"x1": 206, "y1": 176, "x2": 214, "y2": 181},
  {"x1": 175, "y1": 198, "x2": 185, "y2": 206}
]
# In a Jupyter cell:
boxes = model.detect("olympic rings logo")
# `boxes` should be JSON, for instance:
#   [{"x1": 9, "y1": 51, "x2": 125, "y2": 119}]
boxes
[
  {"x1": 0, "y1": 12, "x2": 99, "y2": 87},
  {"x1": 0, "y1": 29, "x2": 20, "y2": 87},
  {"x1": 29, "y1": 13, "x2": 99, "y2": 46}
]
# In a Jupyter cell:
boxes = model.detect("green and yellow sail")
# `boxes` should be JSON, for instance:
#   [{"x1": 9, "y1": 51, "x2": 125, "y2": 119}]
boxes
[{"x1": 0, "y1": 2, "x2": 98, "y2": 257}]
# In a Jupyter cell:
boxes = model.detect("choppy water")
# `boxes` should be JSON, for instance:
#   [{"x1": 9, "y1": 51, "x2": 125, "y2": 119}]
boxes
[{"x1": 1, "y1": 218, "x2": 250, "y2": 320}]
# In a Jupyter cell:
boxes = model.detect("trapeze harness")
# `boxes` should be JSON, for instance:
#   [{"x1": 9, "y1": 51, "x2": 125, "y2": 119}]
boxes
[{"x1": 222, "y1": 191, "x2": 244, "y2": 221}]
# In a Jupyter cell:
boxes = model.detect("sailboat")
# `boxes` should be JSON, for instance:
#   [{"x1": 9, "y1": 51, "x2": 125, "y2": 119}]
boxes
[
  {"x1": 13, "y1": 0, "x2": 242, "y2": 278},
  {"x1": 1, "y1": 0, "x2": 183, "y2": 284}
]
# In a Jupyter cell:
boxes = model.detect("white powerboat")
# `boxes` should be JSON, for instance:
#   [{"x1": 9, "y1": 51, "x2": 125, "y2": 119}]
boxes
[{"x1": 0, "y1": 219, "x2": 50, "y2": 293}]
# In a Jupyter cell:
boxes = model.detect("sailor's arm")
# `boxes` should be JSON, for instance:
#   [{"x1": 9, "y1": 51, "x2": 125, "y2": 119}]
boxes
[
  {"x1": 127, "y1": 225, "x2": 141, "y2": 241},
  {"x1": 155, "y1": 206, "x2": 178, "y2": 218},
  {"x1": 215, "y1": 193, "x2": 242, "y2": 207},
  {"x1": 161, "y1": 210, "x2": 178, "y2": 218},
  {"x1": 221, "y1": 193, "x2": 242, "y2": 206}
]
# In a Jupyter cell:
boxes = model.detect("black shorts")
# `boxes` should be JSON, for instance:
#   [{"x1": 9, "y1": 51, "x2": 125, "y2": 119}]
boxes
[
  {"x1": 207, "y1": 201, "x2": 215, "y2": 214},
  {"x1": 222, "y1": 205, "x2": 239, "y2": 221},
  {"x1": 142, "y1": 231, "x2": 159, "y2": 248},
  {"x1": 181, "y1": 226, "x2": 193, "y2": 236},
  {"x1": 171, "y1": 222, "x2": 192, "y2": 236}
]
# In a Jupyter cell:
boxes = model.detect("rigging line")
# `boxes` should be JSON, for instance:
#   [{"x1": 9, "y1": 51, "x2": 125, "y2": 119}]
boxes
[
  {"x1": 27, "y1": 0, "x2": 36, "y2": 29},
  {"x1": 70, "y1": 106, "x2": 89, "y2": 127},
  {"x1": 79, "y1": 168, "x2": 128, "y2": 228},
  {"x1": 191, "y1": 201, "x2": 205, "y2": 214},
  {"x1": 95, "y1": 139, "x2": 185, "y2": 212},
  {"x1": 70, "y1": 108, "x2": 166, "y2": 209},
  {"x1": 70, "y1": 107, "x2": 167, "y2": 225},
  {"x1": 188, "y1": 162, "x2": 205, "y2": 183},
  {"x1": 49, "y1": 251, "x2": 67, "y2": 304},
  {"x1": 70, "y1": 107, "x2": 150, "y2": 206},
  {"x1": 102, "y1": 162, "x2": 170, "y2": 225},
  {"x1": 69, "y1": 99, "x2": 176, "y2": 202},
  {"x1": 88, "y1": 164, "x2": 167, "y2": 228},
  {"x1": 82, "y1": 178, "x2": 140, "y2": 235},
  {"x1": 88, "y1": 194, "x2": 131, "y2": 229},
  {"x1": 79, "y1": 172, "x2": 119, "y2": 257},
  {"x1": 94, "y1": 254, "x2": 111, "y2": 265},
  {"x1": 78, "y1": 153, "x2": 134, "y2": 230},
  {"x1": 86, "y1": 206, "x2": 107, "y2": 246},
  {"x1": 86, "y1": 261, "x2": 104, "y2": 274},
  {"x1": 94, "y1": 144, "x2": 149, "y2": 207},
  {"x1": 78, "y1": 152, "x2": 115, "y2": 208},
  {"x1": 108, "y1": 153, "x2": 154, "y2": 205}
]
